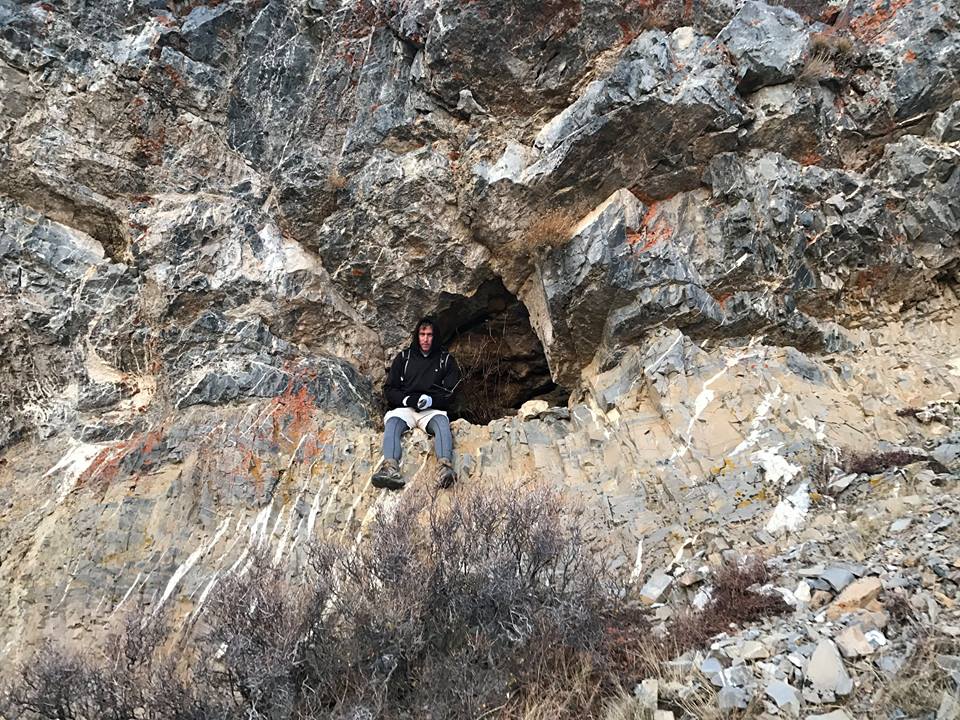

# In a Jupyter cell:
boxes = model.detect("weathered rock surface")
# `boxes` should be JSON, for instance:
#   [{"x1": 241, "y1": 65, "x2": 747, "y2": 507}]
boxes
[{"x1": 1, "y1": 4, "x2": 959, "y2": 719}]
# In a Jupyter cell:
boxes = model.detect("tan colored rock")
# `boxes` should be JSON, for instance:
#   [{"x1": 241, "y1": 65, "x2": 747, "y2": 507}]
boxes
[
  {"x1": 640, "y1": 571, "x2": 673, "y2": 605},
  {"x1": 806, "y1": 639, "x2": 854, "y2": 697},
  {"x1": 835, "y1": 625, "x2": 874, "y2": 658},
  {"x1": 827, "y1": 577, "x2": 883, "y2": 620},
  {"x1": 811, "y1": 590, "x2": 834, "y2": 609},
  {"x1": 807, "y1": 711, "x2": 853, "y2": 720},
  {"x1": 853, "y1": 609, "x2": 889, "y2": 631}
]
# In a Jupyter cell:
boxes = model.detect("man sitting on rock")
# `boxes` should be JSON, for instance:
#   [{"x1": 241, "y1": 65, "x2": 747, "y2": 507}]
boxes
[{"x1": 372, "y1": 317, "x2": 462, "y2": 490}]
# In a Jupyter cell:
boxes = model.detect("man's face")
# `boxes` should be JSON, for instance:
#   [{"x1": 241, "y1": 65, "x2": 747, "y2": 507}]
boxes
[{"x1": 418, "y1": 324, "x2": 434, "y2": 354}]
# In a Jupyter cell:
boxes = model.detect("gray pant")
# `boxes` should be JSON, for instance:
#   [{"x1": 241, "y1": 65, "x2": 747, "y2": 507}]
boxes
[{"x1": 383, "y1": 415, "x2": 453, "y2": 462}]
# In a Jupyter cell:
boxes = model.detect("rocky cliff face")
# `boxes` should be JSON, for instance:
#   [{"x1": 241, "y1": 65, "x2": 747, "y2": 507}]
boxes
[{"x1": 2, "y1": 0, "x2": 960, "y2": 710}]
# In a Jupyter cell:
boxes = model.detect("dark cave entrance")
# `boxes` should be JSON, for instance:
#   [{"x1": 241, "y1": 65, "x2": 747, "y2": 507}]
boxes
[{"x1": 432, "y1": 279, "x2": 568, "y2": 425}]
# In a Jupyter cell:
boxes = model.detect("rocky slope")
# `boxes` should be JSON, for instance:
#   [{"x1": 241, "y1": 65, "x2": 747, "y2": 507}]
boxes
[{"x1": 1, "y1": 0, "x2": 960, "y2": 715}]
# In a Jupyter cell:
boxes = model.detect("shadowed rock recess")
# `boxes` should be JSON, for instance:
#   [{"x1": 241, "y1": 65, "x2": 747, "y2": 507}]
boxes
[{"x1": 1, "y1": 0, "x2": 960, "y2": 714}]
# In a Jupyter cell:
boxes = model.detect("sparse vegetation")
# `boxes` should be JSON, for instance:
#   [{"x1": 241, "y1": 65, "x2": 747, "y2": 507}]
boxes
[
  {"x1": 875, "y1": 632, "x2": 960, "y2": 716},
  {"x1": 524, "y1": 208, "x2": 577, "y2": 256},
  {"x1": 809, "y1": 31, "x2": 855, "y2": 59},
  {"x1": 666, "y1": 557, "x2": 790, "y2": 657},
  {"x1": 326, "y1": 168, "x2": 348, "y2": 191},
  {"x1": 3, "y1": 484, "x2": 652, "y2": 720},
  {"x1": 452, "y1": 331, "x2": 513, "y2": 425},
  {"x1": 840, "y1": 448, "x2": 928, "y2": 475},
  {"x1": 797, "y1": 52, "x2": 835, "y2": 85},
  {"x1": 2, "y1": 484, "x2": 795, "y2": 720},
  {"x1": 499, "y1": 207, "x2": 579, "y2": 283}
]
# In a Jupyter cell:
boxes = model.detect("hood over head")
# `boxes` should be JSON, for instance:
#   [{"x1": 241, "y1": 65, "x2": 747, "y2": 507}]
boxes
[{"x1": 411, "y1": 316, "x2": 441, "y2": 357}]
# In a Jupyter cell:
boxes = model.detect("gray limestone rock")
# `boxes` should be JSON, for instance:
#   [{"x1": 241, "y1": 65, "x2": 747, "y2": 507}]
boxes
[
  {"x1": 931, "y1": 102, "x2": 960, "y2": 143},
  {"x1": 820, "y1": 566, "x2": 855, "y2": 593},
  {"x1": 766, "y1": 679, "x2": 801, "y2": 716},
  {"x1": 718, "y1": 685, "x2": 752, "y2": 711},
  {"x1": 640, "y1": 570, "x2": 673, "y2": 605},
  {"x1": 805, "y1": 639, "x2": 854, "y2": 700},
  {"x1": 718, "y1": 1, "x2": 810, "y2": 92},
  {"x1": 520, "y1": 26, "x2": 747, "y2": 200},
  {"x1": 3, "y1": 0, "x2": 960, "y2": 691}
]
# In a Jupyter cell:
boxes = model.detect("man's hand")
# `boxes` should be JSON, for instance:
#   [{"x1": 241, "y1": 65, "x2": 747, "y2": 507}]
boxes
[{"x1": 416, "y1": 394, "x2": 433, "y2": 410}]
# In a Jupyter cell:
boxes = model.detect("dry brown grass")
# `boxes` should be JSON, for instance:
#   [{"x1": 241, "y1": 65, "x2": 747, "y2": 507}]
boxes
[
  {"x1": 840, "y1": 448, "x2": 928, "y2": 475},
  {"x1": 4, "y1": 485, "x2": 648, "y2": 720},
  {"x1": 797, "y1": 52, "x2": 835, "y2": 85},
  {"x1": 599, "y1": 646, "x2": 770, "y2": 720},
  {"x1": 325, "y1": 168, "x2": 348, "y2": 191},
  {"x1": 666, "y1": 557, "x2": 790, "y2": 657},
  {"x1": 524, "y1": 208, "x2": 577, "y2": 254},
  {"x1": 832, "y1": 35, "x2": 854, "y2": 57},
  {"x1": 500, "y1": 208, "x2": 579, "y2": 281},
  {"x1": 874, "y1": 632, "x2": 960, "y2": 716},
  {"x1": 810, "y1": 31, "x2": 855, "y2": 57},
  {"x1": 807, "y1": 30, "x2": 856, "y2": 79}
]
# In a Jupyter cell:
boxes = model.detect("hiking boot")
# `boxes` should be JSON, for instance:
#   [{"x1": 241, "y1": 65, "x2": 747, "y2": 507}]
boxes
[
  {"x1": 437, "y1": 458, "x2": 456, "y2": 489},
  {"x1": 372, "y1": 459, "x2": 404, "y2": 490}
]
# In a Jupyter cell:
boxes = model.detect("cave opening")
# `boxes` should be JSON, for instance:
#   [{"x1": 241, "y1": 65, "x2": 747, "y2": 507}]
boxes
[{"x1": 431, "y1": 278, "x2": 568, "y2": 425}]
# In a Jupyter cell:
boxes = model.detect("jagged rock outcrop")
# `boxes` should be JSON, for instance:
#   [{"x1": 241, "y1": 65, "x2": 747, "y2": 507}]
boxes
[{"x1": 1, "y1": 4, "x2": 959, "y2": 708}]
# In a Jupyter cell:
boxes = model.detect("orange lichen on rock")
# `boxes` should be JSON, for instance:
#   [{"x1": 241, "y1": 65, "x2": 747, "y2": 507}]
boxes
[
  {"x1": 850, "y1": 0, "x2": 912, "y2": 41},
  {"x1": 266, "y1": 380, "x2": 321, "y2": 454},
  {"x1": 627, "y1": 203, "x2": 673, "y2": 252},
  {"x1": 711, "y1": 291, "x2": 734, "y2": 308},
  {"x1": 75, "y1": 426, "x2": 167, "y2": 494},
  {"x1": 851, "y1": 263, "x2": 894, "y2": 295}
]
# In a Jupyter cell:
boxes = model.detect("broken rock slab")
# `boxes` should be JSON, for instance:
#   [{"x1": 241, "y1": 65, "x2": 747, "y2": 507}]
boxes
[
  {"x1": 807, "y1": 711, "x2": 853, "y2": 720},
  {"x1": 640, "y1": 570, "x2": 673, "y2": 605},
  {"x1": 820, "y1": 566, "x2": 855, "y2": 593},
  {"x1": 835, "y1": 625, "x2": 874, "y2": 658},
  {"x1": 805, "y1": 639, "x2": 854, "y2": 702},
  {"x1": 718, "y1": 685, "x2": 752, "y2": 712},
  {"x1": 938, "y1": 690, "x2": 960, "y2": 720},
  {"x1": 765, "y1": 679, "x2": 801, "y2": 716},
  {"x1": 826, "y1": 577, "x2": 883, "y2": 620},
  {"x1": 634, "y1": 678, "x2": 659, "y2": 712}
]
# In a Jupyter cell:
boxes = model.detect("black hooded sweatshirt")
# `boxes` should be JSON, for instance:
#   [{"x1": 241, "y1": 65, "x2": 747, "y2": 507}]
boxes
[{"x1": 384, "y1": 318, "x2": 461, "y2": 411}]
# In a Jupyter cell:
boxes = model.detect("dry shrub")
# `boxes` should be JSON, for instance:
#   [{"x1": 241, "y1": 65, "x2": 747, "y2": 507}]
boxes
[
  {"x1": 666, "y1": 557, "x2": 790, "y2": 656},
  {"x1": 841, "y1": 448, "x2": 928, "y2": 475},
  {"x1": 832, "y1": 35, "x2": 854, "y2": 57},
  {"x1": 809, "y1": 31, "x2": 855, "y2": 58},
  {"x1": 4, "y1": 485, "x2": 647, "y2": 720},
  {"x1": 326, "y1": 168, "x2": 348, "y2": 191},
  {"x1": 874, "y1": 632, "x2": 960, "y2": 716},
  {"x1": 513, "y1": 209, "x2": 577, "y2": 259},
  {"x1": 797, "y1": 52, "x2": 835, "y2": 84},
  {"x1": 2, "y1": 613, "x2": 214, "y2": 720},
  {"x1": 452, "y1": 331, "x2": 512, "y2": 425},
  {"x1": 809, "y1": 31, "x2": 833, "y2": 54}
]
